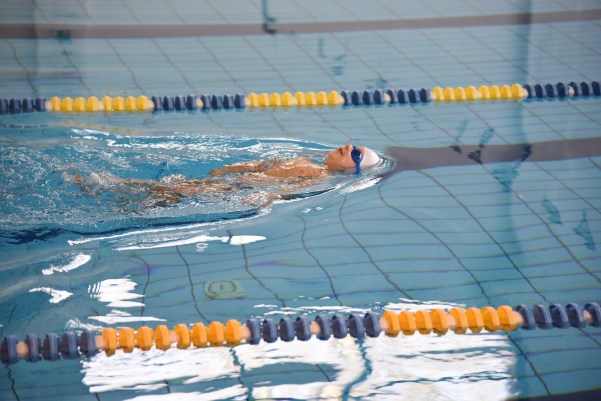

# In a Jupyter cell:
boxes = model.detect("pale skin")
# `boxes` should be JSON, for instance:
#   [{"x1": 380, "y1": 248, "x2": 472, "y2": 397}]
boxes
[
  {"x1": 209, "y1": 143, "x2": 366, "y2": 177},
  {"x1": 73, "y1": 144, "x2": 368, "y2": 207}
]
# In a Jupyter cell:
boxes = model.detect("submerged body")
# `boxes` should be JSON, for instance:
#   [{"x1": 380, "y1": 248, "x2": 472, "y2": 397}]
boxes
[{"x1": 74, "y1": 144, "x2": 380, "y2": 208}]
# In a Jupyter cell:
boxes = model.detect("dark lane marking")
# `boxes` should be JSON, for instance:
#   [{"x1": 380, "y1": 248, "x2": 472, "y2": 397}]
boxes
[
  {"x1": 386, "y1": 136, "x2": 601, "y2": 173},
  {"x1": 2, "y1": 9, "x2": 601, "y2": 39}
]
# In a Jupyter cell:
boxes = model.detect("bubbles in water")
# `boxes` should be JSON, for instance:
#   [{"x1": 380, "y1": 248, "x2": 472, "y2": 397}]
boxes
[{"x1": 1, "y1": 127, "x2": 382, "y2": 239}]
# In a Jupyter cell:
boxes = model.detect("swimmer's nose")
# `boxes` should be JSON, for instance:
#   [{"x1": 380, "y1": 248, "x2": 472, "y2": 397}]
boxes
[{"x1": 344, "y1": 144, "x2": 352, "y2": 152}]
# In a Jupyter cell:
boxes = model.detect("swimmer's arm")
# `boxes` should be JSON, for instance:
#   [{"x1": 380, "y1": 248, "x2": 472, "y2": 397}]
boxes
[
  {"x1": 208, "y1": 159, "x2": 270, "y2": 176},
  {"x1": 263, "y1": 158, "x2": 328, "y2": 179}
]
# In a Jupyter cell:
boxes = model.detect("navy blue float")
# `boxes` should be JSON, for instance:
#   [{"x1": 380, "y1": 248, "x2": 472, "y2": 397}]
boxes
[
  {"x1": 162, "y1": 96, "x2": 175, "y2": 111},
  {"x1": 362, "y1": 90, "x2": 374, "y2": 106},
  {"x1": 0, "y1": 336, "x2": 17, "y2": 364},
  {"x1": 516, "y1": 304, "x2": 537, "y2": 330},
  {"x1": 60, "y1": 332, "x2": 79, "y2": 359},
  {"x1": 246, "y1": 318, "x2": 261, "y2": 345},
  {"x1": 210, "y1": 94, "x2": 223, "y2": 110},
  {"x1": 25, "y1": 334, "x2": 41, "y2": 362},
  {"x1": 233, "y1": 93, "x2": 246, "y2": 109},
  {"x1": 262, "y1": 319, "x2": 278, "y2": 343},
  {"x1": 185, "y1": 95, "x2": 198, "y2": 110},
  {"x1": 9, "y1": 98, "x2": 22, "y2": 113},
  {"x1": 0, "y1": 98, "x2": 9, "y2": 114},
  {"x1": 279, "y1": 317, "x2": 295, "y2": 342},
  {"x1": 22, "y1": 98, "x2": 34, "y2": 112},
  {"x1": 348, "y1": 313, "x2": 366, "y2": 339},
  {"x1": 525, "y1": 81, "x2": 600, "y2": 99},
  {"x1": 80, "y1": 329, "x2": 98, "y2": 357},
  {"x1": 565, "y1": 303, "x2": 586, "y2": 328},
  {"x1": 151, "y1": 96, "x2": 163, "y2": 111},
  {"x1": 373, "y1": 89, "x2": 385, "y2": 105},
  {"x1": 42, "y1": 333, "x2": 59, "y2": 361},
  {"x1": 397, "y1": 89, "x2": 407, "y2": 104},
  {"x1": 556, "y1": 82, "x2": 568, "y2": 98},
  {"x1": 364, "y1": 311, "x2": 381, "y2": 337},
  {"x1": 340, "y1": 90, "x2": 351, "y2": 106},
  {"x1": 408, "y1": 89, "x2": 418, "y2": 103},
  {"x1": 223, "y1": 94, "x2": 234, "y2": 110},
  {"x1": 549, "y1": 304, "x2": 570, "y2": 328},
  {"x1": 533, "y1": 304, "x2": 554, "y2": 329},
  {"x1": 174, "y1": 95, "x2": 186, "y2": 111},
  {"x1": 295, "y1": 316, "x2": 311, "y2": 341},
  {"x1": 331, "y1": 314, "x2": 348, "y2": 339}
]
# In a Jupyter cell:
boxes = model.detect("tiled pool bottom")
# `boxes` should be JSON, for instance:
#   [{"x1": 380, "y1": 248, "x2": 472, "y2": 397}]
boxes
[
  {"x1": 2, "y1": 0, "x2": 601, "y2": 396},
  {"x1": 2, "y1": 18, "x2": 601, "y2": 99},
  {"x1": 87, "y1": 163, "x2": 600, "y2": 399},
  {"x1": 1, "y1": 99, "x2": 600, "y2": 400}
]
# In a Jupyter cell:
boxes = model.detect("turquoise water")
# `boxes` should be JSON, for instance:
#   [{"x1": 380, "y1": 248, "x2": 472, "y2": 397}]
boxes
[
  {"x1": 0, "y1": 128, "x2": 350, "y2": 232},
  {"x1": 2, "y1": 1, "x2": 601, "y2": 400}
]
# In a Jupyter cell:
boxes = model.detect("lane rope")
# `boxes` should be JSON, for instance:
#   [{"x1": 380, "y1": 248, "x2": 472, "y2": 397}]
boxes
[
  {"x1": 1, "y1": 81, "x2": 598, "y2": 114},
  {"x1": 2, "y1": 302, "x2": 599, "y2": 364}
]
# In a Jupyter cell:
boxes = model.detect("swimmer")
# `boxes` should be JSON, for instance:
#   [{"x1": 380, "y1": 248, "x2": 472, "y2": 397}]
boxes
[
  {"x1": 73, "y1": 144, "x2": 380, "y2": 208},
  {"x1": 209, "y1": 144, "x2": 379, "y2": 177}
]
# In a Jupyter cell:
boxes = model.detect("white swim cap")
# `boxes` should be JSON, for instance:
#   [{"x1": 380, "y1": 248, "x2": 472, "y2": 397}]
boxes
[{"x1": 361, "y1": 147, "x2": 380, "y2": 167}]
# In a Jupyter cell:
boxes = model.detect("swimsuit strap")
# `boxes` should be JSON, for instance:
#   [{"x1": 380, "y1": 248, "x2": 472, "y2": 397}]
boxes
[{"x1": 351, "y1": 145, "x2": 363, "y2": 174}]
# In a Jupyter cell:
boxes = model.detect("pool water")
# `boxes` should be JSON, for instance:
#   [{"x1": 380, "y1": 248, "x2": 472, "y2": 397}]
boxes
[
  {"x1": 1, "y1": 1, "x2": 601, "y2": 400},
  {"x1": 0, "y1": 128, "x2": 355, "y2": 231}
]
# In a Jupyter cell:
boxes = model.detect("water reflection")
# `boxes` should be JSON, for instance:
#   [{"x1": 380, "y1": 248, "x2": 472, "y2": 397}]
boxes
[
  {"x1": 42, "y1": 252, "x2": 91, "y2": 275},
  {"x1": 29, "y1": 286, "x2": 73, "y2": 303},
  {"x1": 81, "y1": 301, "x2": 515, "y2": 400},
  {"x1": 88, "y1": 278, "x2": 145, "y2": 308},
  {"x1": 82, "y1": 347, "x2": 239, "y2": 394}
]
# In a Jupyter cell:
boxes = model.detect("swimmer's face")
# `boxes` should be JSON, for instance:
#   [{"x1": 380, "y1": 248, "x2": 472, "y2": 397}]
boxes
[{"x1": 324, "y1": 144, "x2": 364, "y2": 171}]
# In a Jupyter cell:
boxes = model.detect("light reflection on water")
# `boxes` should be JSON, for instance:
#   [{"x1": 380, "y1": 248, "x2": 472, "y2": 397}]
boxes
[{"x1": 81, "y1": 301, "x2": 516, "y2": 401}]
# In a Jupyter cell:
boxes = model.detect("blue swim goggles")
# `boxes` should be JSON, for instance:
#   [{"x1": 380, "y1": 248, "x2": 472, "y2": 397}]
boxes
[{"x1": 351, "y1": 145, "x2": 363, "y2": 174}]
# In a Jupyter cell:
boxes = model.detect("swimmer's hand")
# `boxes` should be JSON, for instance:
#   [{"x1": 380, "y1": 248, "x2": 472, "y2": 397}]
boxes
[{"x1": 208, "y1": 160, "x2": 269, "y2": 176}]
